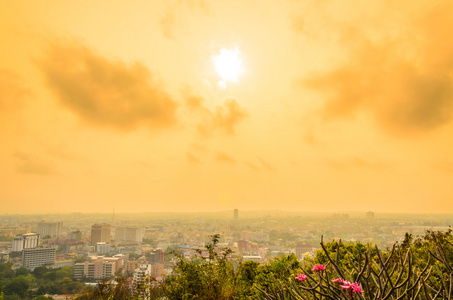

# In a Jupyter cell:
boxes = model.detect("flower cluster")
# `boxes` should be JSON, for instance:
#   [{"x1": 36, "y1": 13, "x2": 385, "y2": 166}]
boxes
[
  {"x1": 332, "y1": 278, "x2": 364, "y2": 293},
  {"x1": 311, "y1": 264, "x2": 326, "y2": 272},
  {"x1": 295, "y1": 273, "x2": 307, "y2": 282}
]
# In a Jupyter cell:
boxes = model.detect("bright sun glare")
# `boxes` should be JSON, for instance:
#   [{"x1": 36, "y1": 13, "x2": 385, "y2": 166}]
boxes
[{"x1": 213, "y1": 47, "x2": 243, "y2": 88}]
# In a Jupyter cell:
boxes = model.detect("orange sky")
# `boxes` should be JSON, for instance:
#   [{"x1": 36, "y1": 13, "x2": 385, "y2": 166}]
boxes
[{"x1": 1, "y1": 0, "x2": 453, "y2": 214}]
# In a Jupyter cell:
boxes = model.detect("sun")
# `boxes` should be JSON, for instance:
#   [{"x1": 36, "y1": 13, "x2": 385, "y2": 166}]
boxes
[{"x1": 213, "y1": 47, "x2": 243, "y2": 88}]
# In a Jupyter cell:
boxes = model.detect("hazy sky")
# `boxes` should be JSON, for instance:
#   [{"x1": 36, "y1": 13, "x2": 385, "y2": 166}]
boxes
[{"x1": 1, "y1": 0, "x2": 453, "y2": 214}]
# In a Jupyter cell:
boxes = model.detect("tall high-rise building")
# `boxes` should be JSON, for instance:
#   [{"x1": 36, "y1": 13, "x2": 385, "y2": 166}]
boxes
[
  {"x1": 12, "y1": 233, "x2": 40, "y2": 252},
  {"x1": 37, "y1": 221, "x2": 63, "y2": 237},
  {"x1": 115, "y1": 226, "x2": 144, "y2": 242},
  {"x1": 91, "y1": 223, "x2": 111, "y2": 245},
  {"x1": 234, "y1": 209, "x2": 238, "y2": 220}
]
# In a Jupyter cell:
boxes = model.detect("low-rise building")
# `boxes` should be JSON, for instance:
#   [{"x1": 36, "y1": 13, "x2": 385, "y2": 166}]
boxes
[
  {"x1": 74, "y1": 255, "x2": 127, "y2": 280},
  {"x1": 23, "y1": 246, "x2": 56, "y2": 271}
]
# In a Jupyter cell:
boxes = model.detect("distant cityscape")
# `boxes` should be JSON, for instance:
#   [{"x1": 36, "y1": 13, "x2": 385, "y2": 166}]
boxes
[{"x1": 1, "y1": 210, "x2": 452, "y2": 285}]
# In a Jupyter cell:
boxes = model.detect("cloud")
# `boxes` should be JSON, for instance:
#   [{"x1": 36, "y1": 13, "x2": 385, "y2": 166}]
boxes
[
  {"x1": 297, "y1": 1, "x2": 453, "y2": 136},
  {"x1": 433, "y1": 161, "x2": 453, "y2": 174},
  {"x1": 160, "y1": 8, "x2": 179, "y2": 40},
  {"x1": 216, "y1": 152, "x2": 235, "y2": 163},
  {"x1": 260, "y1": 158, "x2": 276, "y2": 171},
  {"x1": 0, "y1": 69, "x2": 29, "y2": 113},
  {"x1": 212, "y1": 99, "x2": 248, "y2": 135},
  {"x1": 182, "y1": 89, "x2": 248, "y2": 136},
  {"x1": 184, "y1": 91, "x2": 206, "y2": 111},
  {"x1": 245, "y1": 162, "x2": 260, "y2": 172},
  {"x1": 325, "y1": 156, "x2": 390, "y2": 170},
  {"x1": 39, "y1": 41, "x2": 178, "y2": 131},
  {"x1": 159, "y1": 0, "x2": 210, "y2": 39},
  {"x1": 186, "y1": 152, "x2": 201, "y2": 163},
  {"x1": 14, "y1": 151, "x2": 53, "y2": 175}
]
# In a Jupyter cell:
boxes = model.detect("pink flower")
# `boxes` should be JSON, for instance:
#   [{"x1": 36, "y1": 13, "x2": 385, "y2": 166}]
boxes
[
  {"x1": 295, "y1": 273, "x2": 307, "y2": 282},
  {"x1": 312, "y1": 264, "x2": 326, "y2": 272},
  {"x1": 351, "y1": 282, "x2": 364, "y2": 293},
  {"x1": 331, "y1": 278, "x2": 345, "y2": 284},
  {"x1": 333, "y1": 279, "x2": 364, "y2": 294}
]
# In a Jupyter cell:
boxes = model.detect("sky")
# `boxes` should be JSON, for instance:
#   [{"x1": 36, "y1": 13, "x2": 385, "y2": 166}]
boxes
[{"x1": 1, "y1": 0, "x2": 453, "y2": 214}]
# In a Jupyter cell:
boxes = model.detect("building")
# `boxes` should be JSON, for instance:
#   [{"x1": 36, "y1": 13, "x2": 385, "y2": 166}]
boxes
[
  {"x1": 91, "y1": 223, "x2": 111, "y2": 245},
  {"x1": 148, "y1": 249, "x2": 164, "y2": 263},
  {"x1": 96, "y1": 242, "x2": 111, "y2": 254},
  {"x1": 0, "y1": 251, "x2": 9, "y2": 262},
  {"x1": 125, "y1": 257, "x2": 147, "y2": 274},
  {"x1": 242, "y1": 256, "x2": 262, "y2": 263},
  {"x1": 69, "y1": 230, "x2": 82, "y2": 241},
  {"x1": 61, "y1": 241, "x2": 84, "y2": 253},
  {"x1": 241, "y1": 231, "x2": 251, "y2": 240},
  {"x1": 74, "y1": 255, "x2": 127, "y2": 280},
  {"x1": 115, "y1": 226, "x2": 145, "y2": 242},
  {"x1": 12, "y1": 233, "x2": 40, "y2": 252},
  {"x1": 22, "y1": 247, "x2": 56, "y2": 271},
  {"x1": 296, "y1": 243, "x2": 313, "y2": 258},
  {"x1": 37, "y1": 221, "x2": 63, "y2": 237},
  {"x1": 234, "y1": 209, "x2": 238, "y2": 220},
  {"x1": 251, "y1": 231, "x2": 269, "y2": 242},
  {"x1": 150, "y1": 263, "x2": 164, "y2": 277},
  {"x1": 238, "y1": 240, "x2": 250, "y2": 252},
  {"x1": 131, "y1": 263, "x2": 164, "y2": 299},
  {"x1": 366, "y1": 211, "x2": 375, "y2": 219},
  {"x1": 132, "y1": 264, "x2": 152, "y2": 299}
]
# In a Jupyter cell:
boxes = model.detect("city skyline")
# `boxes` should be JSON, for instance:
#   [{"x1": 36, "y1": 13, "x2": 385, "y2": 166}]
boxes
[{"x1": 1, "y1": 1, "x2": 453, "y2": 214}]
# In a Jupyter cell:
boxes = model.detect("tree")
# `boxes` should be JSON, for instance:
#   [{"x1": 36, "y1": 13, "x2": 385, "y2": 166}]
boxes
[
  {"x1": 0, "y1": 263, "x2": 14, "y2": 281},
  {"x1": 32, "y1": 266, "x2": 49, "y2": 279},
  {"x1": 56, "y1": 266, "x2": 73, "y2": 279},
  {"x1": 43, "y1": 271, "x2": 57, "y2": 281},
  {"x1": 4, "y1": 277, "x2": 29, "y2": 297},
  {"x1": 14, "y1": 268, "x2": 29, "y2": 277},
  {"x1": 32, "y1": 296, "x2": 54, "y2": 300},
  {"x1": 128, "y1": 252, "x2": 139, "y2": 260},
  {"x1": 161, "y1": 234, "x2": 237, "y2": 299}
]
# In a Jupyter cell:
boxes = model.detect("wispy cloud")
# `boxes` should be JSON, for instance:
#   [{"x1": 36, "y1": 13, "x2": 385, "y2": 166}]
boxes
[
  {"x1": 260, "y1": 158, "x2": 276, "y2": 171},
  {"x1": 186, "y1": 152, "x2": 201, "y2": 163},
  {"x1": 14, "y1": 151, "x2": 53, "y2": 175},
  {"x1": 159, "y1": 0, "x2": 210, "y2": 39},
  {"x1": 0, "y1": 69, "x2": 29, "y2": 113},
  {"x1": 216, "y1": 152, "x2": 236, "y2": 163},
  {"x1": 325, "y1": 156, "x2": 391, "y2": 170},
  {"x1": 245, "y1": 162, "x2": 260, "y2": 172}
]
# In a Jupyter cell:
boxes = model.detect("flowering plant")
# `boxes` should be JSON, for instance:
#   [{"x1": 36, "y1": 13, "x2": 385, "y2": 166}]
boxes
[
  {"x1": 311, "y1": 264, "x2": 326, "y2": 272},
  {"x1": 332, "y1": 278, "x2": 364, "y2": 299},
  {"x1": 295, "y1": 273, "x2": 307, "y2": 282}
]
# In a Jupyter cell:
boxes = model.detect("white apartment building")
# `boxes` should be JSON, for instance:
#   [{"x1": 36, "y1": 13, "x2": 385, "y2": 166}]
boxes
[
  {"x1": 96, "y1": 242, "x2": 111, "y2": 254},
  {"x1": 22, "y1": 247, "x2": 56, "y2": 271},
  {"x1": 132, "y1": 264, "x2": 153, "y2": 299},
  {"x1": 12, "y1": 233, "x2": 40, "y2": 252}
]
